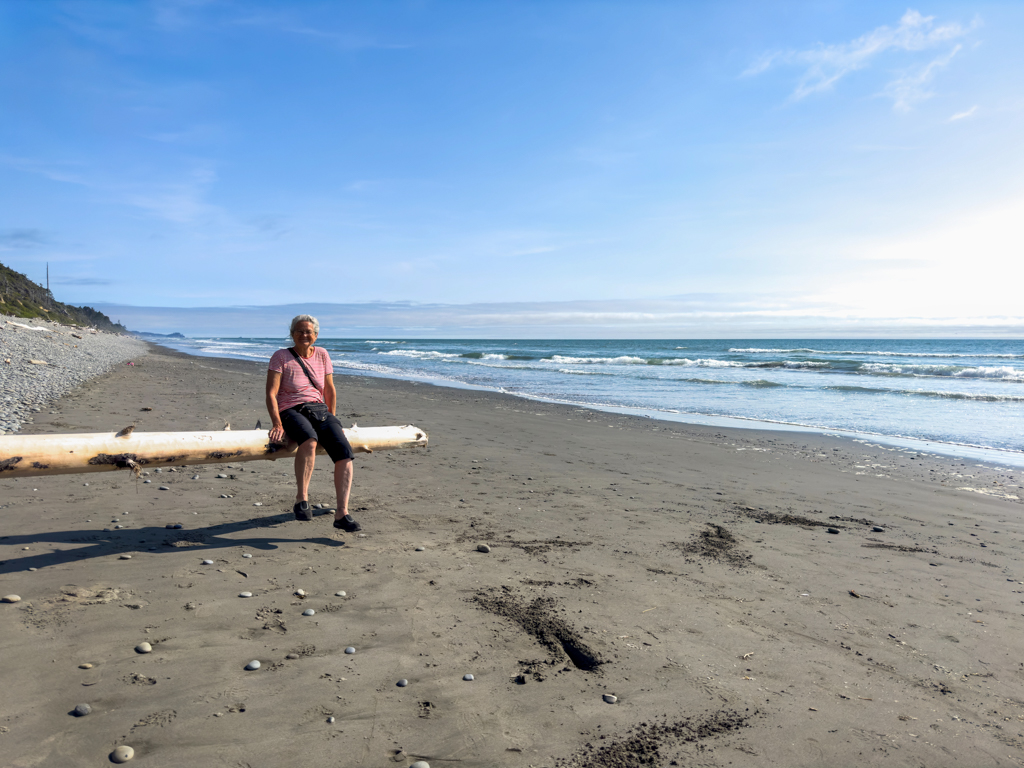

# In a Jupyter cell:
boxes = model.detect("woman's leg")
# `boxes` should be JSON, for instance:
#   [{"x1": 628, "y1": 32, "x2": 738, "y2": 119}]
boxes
[
  {"x1": 294, "y1": 438, "x2": 318, "y2": 502},
  {"x1": 333, "y1": 458, "x2": 353, "y2": 518}
]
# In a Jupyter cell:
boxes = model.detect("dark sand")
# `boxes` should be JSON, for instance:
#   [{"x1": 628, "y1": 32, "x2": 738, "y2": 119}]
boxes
[{"x1": 2, "y1": 344, "x2": 1024, "y2": 767}]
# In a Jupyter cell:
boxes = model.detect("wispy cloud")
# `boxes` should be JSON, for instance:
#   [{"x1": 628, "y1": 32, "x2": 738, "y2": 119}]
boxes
[
  {"x1": 0, "y1": 229, "x2": 47, "y2": 250},
  {"x1": 746, "y1": 9, "x2": 974, "y2": 108},
  {"x1": 883, "y1": 44, "x2": 962, "y2": 112},
  {"x1": 949, "y1": 105, "x2": 978, "y2": 121},
  {"x1": 125, "y1": 166, "x2": 218, "y2": 223},
  {"x1": 51, "y1": 276, "x2": 114, "y2": 286}
]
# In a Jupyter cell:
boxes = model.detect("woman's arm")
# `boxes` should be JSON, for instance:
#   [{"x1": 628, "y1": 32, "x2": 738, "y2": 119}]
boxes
[
  {"x1": 266, "y1": 370, "x2": 286, "y2": 443},
  {"x1": 324, "y1": 374, "x2": 337, "y2": 415}
]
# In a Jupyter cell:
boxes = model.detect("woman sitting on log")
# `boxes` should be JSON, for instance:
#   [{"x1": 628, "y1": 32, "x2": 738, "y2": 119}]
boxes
[{"x1": 266, "y1": 314, "x2": 361, "y2": 532}]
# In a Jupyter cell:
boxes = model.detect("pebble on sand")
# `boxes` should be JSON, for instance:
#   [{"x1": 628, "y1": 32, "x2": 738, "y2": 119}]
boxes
[
  {"x1": 344, "y1": 647, "x2": 356, "y2": 654},
  {"x1": 335, "y1": 591, "x2": 347, "y2": 597},
  {"x1": 134, "y1": 643, "x2": 152, "y2": 654},
  {"x1": 78, "y1": 663, "x2": 93, "y2": 669},
  {"x1": 239, "y1": 592, "x2": 253, "y2": 598},
  {"x1": 327, "y1": 716, "x2": 335, "y2": 723},
  {"x1": 217, "y1": 474, "x2": 228, "y2": 478},
  {"x1": 302, "y1": 609, "x2": 316, "y2": 616},
  {"x1": 202, "y1": 559, "x2": 214, "y2": 565},
  {"x1": 192, "y1": 475, "x2": 200, "y2": 480},
  {"x1": 477, "y1": 544, "x2": 491, "y2": 553},
  {"x1": 245, "y1": 660, "x2": 261, "y2": 670},
  {"x1": 826, "y1": 528, "x2": 840, "y2": 534},
  {"x1": 396, "y1": 678, "x2": 409, "y2": 687},
  {"x1": 872, "y1": 526, "x2": 885, "y2": 532},
  {"x1": 410, "y1": 762, "x2": 430, "y2": 768},
  {"x1": 110, "y1": 745, "x2": 135, "y2": 763},
  {"x1": 463, "y1": 674, "x2": 474, "y2": 681},
  {"x1": 295, "y1": 589, "x2": 306, "y2": 596},
  {"x1": 242, "y1": 553, "x2": 252, "y2": 558},
  {"x1": 415, "y1": 546, "x2": 425, "y2": 552},
  {"x1": 285, "y1": 653, "x2": 299, "y2": 660},
  {"x1": 119, "y1": 554, "x2": 132, "y2": 560},
  {"x1": 158, "y1": 486, "x2": 170, "y2": 491},
  {"x1": 73, "y1": 703, "x2": 92, "y2": 717},
  {"x1": 602, "y1": 694, "x2": 618, "y2": 704},
  {"x1": 2, "y1": 595, "x2": 21, "y2": 603}
]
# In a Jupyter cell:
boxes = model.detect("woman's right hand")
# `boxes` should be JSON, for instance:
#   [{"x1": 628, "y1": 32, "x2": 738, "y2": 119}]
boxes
[{"x1": 269, "y1": 425, "x2": 286, "y2": 444}]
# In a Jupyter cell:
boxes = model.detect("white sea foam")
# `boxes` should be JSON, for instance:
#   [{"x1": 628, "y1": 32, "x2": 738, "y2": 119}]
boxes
[
  {"x1": 199, "y1": 347, "x2": 272, "y2": 360},
  {"x1": 364, "y1": 340, "x2": 400, "y2": 344},
  {"x1": 379, "y1": 349, "x2": 460, "y2": 359},
  {"x1": 860, "y1": 363, "x2": 1024, "y2": 381},
  {"x1": 549, "y1": 355, "x2": 647, "y2": 364},
  {"x1": 731, "y1": 347, "x2": 1023, "y2": 359}
]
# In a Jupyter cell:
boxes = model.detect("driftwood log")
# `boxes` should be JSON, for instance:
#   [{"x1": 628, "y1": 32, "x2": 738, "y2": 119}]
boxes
[{"x1": 0, "y1": 425, "x2": 428, "y2": 478}]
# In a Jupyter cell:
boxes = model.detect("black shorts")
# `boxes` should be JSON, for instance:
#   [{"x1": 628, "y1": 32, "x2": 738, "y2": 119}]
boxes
[{"x1": 280, "y1": 405, "x2": 354, "y2": 463}]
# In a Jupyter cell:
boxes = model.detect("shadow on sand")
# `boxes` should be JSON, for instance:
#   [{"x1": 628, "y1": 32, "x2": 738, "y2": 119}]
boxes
[{"x1": 0, "y1": 509, "x2": 347, "y2": 575}]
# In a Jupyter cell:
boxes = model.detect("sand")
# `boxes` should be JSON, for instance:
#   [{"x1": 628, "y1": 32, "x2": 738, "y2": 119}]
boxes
[{"x1": 2, "y1": 343, "x2": 1023, "y2": 767}]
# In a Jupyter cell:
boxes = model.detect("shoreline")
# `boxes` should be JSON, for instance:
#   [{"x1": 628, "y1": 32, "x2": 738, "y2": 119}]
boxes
[
  {"x1": 2, "y1": 344, "x2": 1024, "y2": 766},
  {"x1": 154, "y1": 337, "x2": 1024, "y2": 469}
]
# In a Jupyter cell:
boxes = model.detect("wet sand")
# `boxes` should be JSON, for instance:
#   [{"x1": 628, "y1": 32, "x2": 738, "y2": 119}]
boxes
[{"x1": 2, "y1": 343, "x2": 1024, "y2": 767}]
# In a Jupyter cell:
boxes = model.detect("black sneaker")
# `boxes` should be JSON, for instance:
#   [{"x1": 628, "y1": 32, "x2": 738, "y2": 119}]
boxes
[
  {"x1": 293, "y1": 500, "x2": 312, "y2": 522},
  {"x1": 333, "y1": 514, "x2": 361, "y2": 532}
]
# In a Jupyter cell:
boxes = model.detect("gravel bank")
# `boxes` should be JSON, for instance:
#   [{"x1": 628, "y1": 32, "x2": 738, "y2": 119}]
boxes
[{"x1": 0, "y1": 315, "x2": 147, "y2": 434}]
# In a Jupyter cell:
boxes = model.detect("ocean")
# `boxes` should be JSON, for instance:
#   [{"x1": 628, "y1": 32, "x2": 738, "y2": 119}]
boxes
[{"x1": 158, "y1": 337, "x2": 1024, "y2": 465}]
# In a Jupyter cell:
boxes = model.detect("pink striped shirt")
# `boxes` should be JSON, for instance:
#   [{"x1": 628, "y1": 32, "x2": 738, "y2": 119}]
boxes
[{"x1": 268, "y1": 347, "x2": 334, "y2": 411}]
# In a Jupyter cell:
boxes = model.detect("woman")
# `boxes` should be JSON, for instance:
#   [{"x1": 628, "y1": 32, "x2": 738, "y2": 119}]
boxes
[{"x1": 266, "y1": 314, "x2": 361, "y2": 532}]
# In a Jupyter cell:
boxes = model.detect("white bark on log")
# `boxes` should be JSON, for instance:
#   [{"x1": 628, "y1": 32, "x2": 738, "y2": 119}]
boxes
[{"x1": 0, "y1": 425, "x2": 427, "y2": 478}]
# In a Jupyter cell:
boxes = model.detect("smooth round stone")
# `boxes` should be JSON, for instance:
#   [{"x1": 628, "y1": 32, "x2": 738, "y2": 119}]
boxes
[
  {"x1": 335, "y1": 591, "x2": 347, "y2": 597},
  {"x1": 134, "y1": 643, "x2": 152, "y2": 654},
  {"x1": 602, "y1": 694, "x2": 618, "y2": 704},
  {"x1": 158, "y1": 486, "x2": 170, "y2": 491},
  {"x1": 119, "y1": 554, "x2": 132, "y2": 560},
  {"x1": 302, "y1": 609, "x2": 316, "y2": 616},
  {"x1": 295, "y1": 589, "x2": 306, "y2": 596},
  {"x1": 327, "y1": 716, "x2": 335, "y2": 723},
  {"x1": 78, "y1": 663, "x2": 93, "y2": 669},
  {"x1": 114, "y1": 525, "x2": 124, "y2": 529},
  {"x1": 110, "y1": 745, "x2": 135, "y2": 763},
  {"x1": 73, "y1": 703, "x2": 92, "y2": 716},
  {"x1": 143, "y1": 480, "x2": 151, "y2": 484},
  {"x1": 396, "y1": 678, "x2": 409, "y2": 687},
  {"x1": 242, "y1": 553, "x2": 252, "y2": 558},
  {"x1": 2, "y1": 595, "x2": 21, "y2": 603},
  {"x1": 357, "y1": 533, "x2": 366, "y2": 538},
  {"x1": 463, "y1": 674, "x2": 474, "y2": 681},
  {"x1": 415, "y1": 546, "x2": 425, "y2": 552},
  {"x1": 202, "y1": 559, "x2": 214, "y2": 565},
  {"x1": 239, "y1": 592, "x2": 253, "y2": 598},
  {"x1": 245, "y1": 660, "x2": 261, "y2": 670},
  {"x1": 173, "y1": 523, "x2": 183, "y2": 529},
  {"x1": 344, "y1": 647, "x2": 356, "y2": 654},
  {"x1": 28, "y1": 567, "x2": 37, "y2": 572},
  {"x1": 872, "y1": 526, "x2": 885, "y2": 533},
  {"x1": 253, "y1": 502, "x2": 262, "y2": 507},
  {"x1": 217, "y1": 474, "x2": 227, "y2": 478},
  {"x1": 477, "y1": 544, "x2": 491, "y2": 553},
  {"x1": 192, "y1": 475, "x2": 200, "y2": 480},
  {"x1": 826, "y1": 528, "x2": 840, "y2": 535},
  {"x1": 411, "y1": 762, "x2": 430, "y2": 768},
  {"x1": 285, "y1": 653, "x2": 299, "y2": 660}
]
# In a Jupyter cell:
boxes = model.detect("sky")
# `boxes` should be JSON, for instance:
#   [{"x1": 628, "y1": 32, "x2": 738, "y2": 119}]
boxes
[{"x1": 1, "y1": 0, "x2": 1022, "y2": 337}]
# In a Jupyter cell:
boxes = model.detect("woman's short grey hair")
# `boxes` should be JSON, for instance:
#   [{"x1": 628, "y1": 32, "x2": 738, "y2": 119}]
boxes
[{"x1": 289, "y1": 314, "x2": 320, "y2": 336}]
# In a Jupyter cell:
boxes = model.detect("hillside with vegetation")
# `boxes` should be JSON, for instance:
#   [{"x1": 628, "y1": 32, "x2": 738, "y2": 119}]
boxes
[{"x1": 0, "y1": 261, "x2": 126, "y2": 332}]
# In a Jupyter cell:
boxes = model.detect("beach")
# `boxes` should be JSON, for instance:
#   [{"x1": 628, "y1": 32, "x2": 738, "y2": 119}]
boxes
[{"x1": 2, "y1": 342, "x2": 1024, "y2": 767}]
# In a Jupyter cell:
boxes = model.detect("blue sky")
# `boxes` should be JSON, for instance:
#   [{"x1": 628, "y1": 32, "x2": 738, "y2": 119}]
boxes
[{"x1": 1, "y1": 1, "x2": 1022, "y2": 336}]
